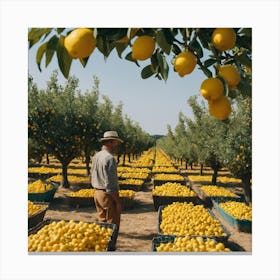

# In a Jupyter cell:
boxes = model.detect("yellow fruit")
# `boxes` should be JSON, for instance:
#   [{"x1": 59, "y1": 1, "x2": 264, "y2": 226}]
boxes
[
  {"x1": 132, "y1": 35, "x2": 155, "y2": 61},
  {"x1": 201, "y1": 185, "x2": 238, "y2": 197},
  {"x1": 174, "y1": 51, "x2": 197, "y2": 77},
  {"x1": 208, "y1": 95, "x2": 232, "y2": 120},
  {"x1": 64, "y1": 28, "x2": 96, "y2": 59},
  {"x1": 218, "y1": 65, "x2": 241, "y2": 89},
  {"x1": 212, "y1": 28, "x2": 236, "y2": 51},
  {"x1": 200, "y1": 78, "x2": 224, "y2": 101}
]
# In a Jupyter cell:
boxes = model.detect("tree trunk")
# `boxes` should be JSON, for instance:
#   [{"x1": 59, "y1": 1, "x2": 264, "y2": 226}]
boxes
[
  {"x1": 46, "y1": 153, "x2": 49, "y2": 165},
  {"x1": 128, "y1": 153, "x2": 131, "y2": 163},
  {"x1": 185, "y1": 161, "x2": 188, "y2": 170},
  {"x1": 190, "y1": 163, "x2": 193, "y2": 170},
  {"x1": 180, "y1": 158, "x2": 183, "y2": 165},
  {"x1": 117, "y1": 154, "x2": 121, "y2": 164},
  {"x1": 242, "y1": 176, "x2": 252, "y2": 204},
  {"x1": 200, "y1": 164, "x2": 203, "y2": 175},
  {"x1": 61, "y1": 162, "x2": 70, "y2": 188},
  {"x1": 211, "y1": 167, "x2": 219, "y2": 185},
  {"x1": 85, "y1": 154, "x2": 91, "y2": 176},
  {"x1": 122, "y1": 152, "x2": 126, "y2": 165}
]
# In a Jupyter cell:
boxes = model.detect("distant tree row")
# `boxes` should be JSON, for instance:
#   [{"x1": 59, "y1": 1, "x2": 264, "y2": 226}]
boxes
[
  {"x1": 28, "y1": 70, "x2": 154, "y2": 187},
  {"x1": 157, "y1": 96, "x2": 252, "y2": 203}
]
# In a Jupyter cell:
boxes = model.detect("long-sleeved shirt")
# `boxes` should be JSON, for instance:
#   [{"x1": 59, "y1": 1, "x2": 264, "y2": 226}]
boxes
[{"x1": 91, "y1": 149, "x2": 119, "y2": 193}]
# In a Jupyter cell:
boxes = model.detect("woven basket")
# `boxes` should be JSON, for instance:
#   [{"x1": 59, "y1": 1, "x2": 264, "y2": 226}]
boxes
[{"x1": 28, "y1": 219, "x2": 117, "y2": 252}]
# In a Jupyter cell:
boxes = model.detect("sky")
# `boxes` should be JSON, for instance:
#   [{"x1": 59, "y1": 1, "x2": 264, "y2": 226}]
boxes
[{"x1": 28, "y1": 29, "x2": 207, "y2": 135}]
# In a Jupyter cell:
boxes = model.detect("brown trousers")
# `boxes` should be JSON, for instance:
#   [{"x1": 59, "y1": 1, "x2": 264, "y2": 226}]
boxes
[{"x1": 94, "y1": 190, "x2": 121, "y2": 230}]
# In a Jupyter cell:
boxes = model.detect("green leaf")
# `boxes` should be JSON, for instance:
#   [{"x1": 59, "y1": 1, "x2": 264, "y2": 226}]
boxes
[
  {"x1": 45, "y1": 35, "x2": 59, "y2": 67},
  {"x1": 125, "y1": 52, "x2": 140, "y2": 67},
  {"x1": 36, "y1": 42, "x2": 47, "y2": 71},
  {"x1": 150, "y1": 53, "x2": 159, "y2": 72},
  {"x1": 56, "y1": 36, "x2": 73, "y2": 79},
  {"x1": 28, "y1": 28, "x2": 53, "y2": 49},
  {"x1": 156, "y1": 52, "x2": 169, "y2": 81},
  {"x1": 203, "y1": 58, "x2": 216, "y2": 68},
  {"x1": 189, "y1": 39, "x2": 203, "y2": 58},
  {"x1": 156, "y1": 29, "x2": 171, "y2": 55},
  {"x1": 96, "y1": 36, "x2": 115, "y2": 58},
  {"x1": 57, "y1": 28, "x2": 65, "y2": 34},
  {"x1": 236, "y1": 52, "x2": 252, "y2": 67},
  {"x1": 79, "y1": 56, "x2": 90, "y2": 68},
  {"x1": 238, "y1": 28, "x2": 252, "y2": 37},
  {"x1": 141, "y1": 65, "x2": 154, "y2": 79},
  {"x1": 171, "y1": 43, "x2": 181, "y2": 55},
  {"x1": 116, "y1": 43, "x2": 128, "y2": 58}
]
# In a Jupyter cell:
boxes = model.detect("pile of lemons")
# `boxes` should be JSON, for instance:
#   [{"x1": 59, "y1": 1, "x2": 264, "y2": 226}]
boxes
[
  {"x1": 47, "y1": 175, "x2": 90, "y2": 184},
  {"x1": 188, "y1": 175, "x2": 212, "y2": 182},
  {"x1": 28, "y1": 220, "x2": 112, "y2": 252},
  {"x1": 154, "y1": 173, "x2": 185, "y2": 181},
  {"x1": 201, "y1": 185, "x2": 238, "y2": 197},
  {"x1": 156, "y1": 236, "x2": 231, "y2": 252},
  {"x1": 28, "y1": 200, "x2": 48, "y2": 216},
  {"x1": 160, "y1": 202, "x2": 227, "y2": 237},
  {"x1": 120, "y1": 172, "x2": 149, "y2": 180},
  {"x1": 152, "y1": 166, "x2": 178, "y2": 173},
  {"x1": 69, "y1": 189, "x2": 95, "y2": 197},
  {"x1": 217, "y1": 176, "x2": 242, "y2": 184},
  {"x1": 219, "y1": 201, "x2": 252, "y2": 220},
  {"x1": 28, "y1": 166, "x2": 59, "y2": 174},
  {"x1": 118, "y1": 179, "x2": 144, "y2": 186},
  {"x1": 152, "y1": 183, "x2": 196, "y2": 197},
  {"x1": 117, "y1": 167, "x2": 150, "y2": 173},
  {"x1": 28, "y1": 180, "x2": 53, "y2": 193}
]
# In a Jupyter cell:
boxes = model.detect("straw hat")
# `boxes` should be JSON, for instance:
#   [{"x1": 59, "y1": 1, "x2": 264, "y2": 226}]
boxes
[{"x1": 99, "y1": 131, "x2": 123, "y2": 143}]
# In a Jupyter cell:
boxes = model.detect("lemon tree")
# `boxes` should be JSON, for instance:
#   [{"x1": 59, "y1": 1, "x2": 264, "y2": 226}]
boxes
[{"x1": 28, "y1": 28, "x2": 251, "y2": 120}]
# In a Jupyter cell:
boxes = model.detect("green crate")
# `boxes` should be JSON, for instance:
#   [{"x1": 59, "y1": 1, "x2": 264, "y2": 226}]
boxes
[
  {"x1": 212, "y1": 199, "x2": 252, "y2": 233},
  {"x1": 28, "y1": 182, "x2": 59, "y2": 202},
  {"x1": 28, "y1": 202, "x2": 49, "y2": 229},
  {"x1": 152, "y1": 195, "x2": 202, "y2": 211},
  {"x1": 158, "y1": 204, "x2": 230, "y2": 242},
  {"x1": 28, "y1": 219, "x2": 117, "y2": 252},
  {"x1": 152, "y1": 235, "x2": 244, "y2": 252}
]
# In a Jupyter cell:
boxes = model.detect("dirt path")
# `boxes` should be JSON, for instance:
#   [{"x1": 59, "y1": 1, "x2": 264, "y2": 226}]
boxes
[{"x1": 43, "y1": 182, "x2": 251, "y2": 252}]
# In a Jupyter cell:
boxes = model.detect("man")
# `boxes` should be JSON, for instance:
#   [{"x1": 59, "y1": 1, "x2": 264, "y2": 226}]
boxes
[{"x1": 91, "y1": 131, "x2": 123, "y2": 250}]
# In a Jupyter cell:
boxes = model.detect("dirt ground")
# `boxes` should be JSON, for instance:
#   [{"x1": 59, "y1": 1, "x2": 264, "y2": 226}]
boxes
[{"x1": 43, "y1": 180, "x2": 252, "y2": 253}]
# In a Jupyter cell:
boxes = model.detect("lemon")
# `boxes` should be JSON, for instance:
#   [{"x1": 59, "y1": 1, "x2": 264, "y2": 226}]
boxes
[
  {"x1": 212, "y1": 28, "x2": 236, "y2": 51},
  {"x1": 132, "y1": 35, "x2": 155, "y2": 60},
  {"x1": 174, "y1": 51, "x2": 197, "y2": 77},
  {"x1": 200, "y1": 77, "x2": 224, "y2": 101},
  {"x1": 218, "y1": 64, "x2": 241, "y2": 89},
  {"x1": 64, "y1": 28, "x2": 96, "y2": 59},
  {"x1": 208, "y1": 95, "x2": 232, "y2": 120}
]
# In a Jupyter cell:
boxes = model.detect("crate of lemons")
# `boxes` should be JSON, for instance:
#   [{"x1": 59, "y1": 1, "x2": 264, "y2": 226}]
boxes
[
  {"x1": 152, "y1": 182, "x2": 202, "y2": 211},
  {"x1": 118, "y1": 178, "x2": 145, "y2": 191},
  {"x1": 158, "y1": 202, "x2": 230, "y2": 243},
  {"x1": 152, "y1": 235, "x2": 232, "y2": 252},
  {"x1": 28, "y1": 200, "x2": 49, "y2": 229},
  {"x1": 47, "y1": 174, "x2": 91, "y2": 189},
  {"x1": 67, "y1": 188, "x2": 136, "y2": 210},
  {"x1": 28, "y1": 179, "x2": 59, "y2": 202},
  {"x1": 28, "y1": 219, "x2": 117, "y2": 252},
  {"x1": 153, "y1": 173, "x2": 186, "y2": 186},
  {"x1": 212, "y1": 199, "x2": 252, "y2": 233}
]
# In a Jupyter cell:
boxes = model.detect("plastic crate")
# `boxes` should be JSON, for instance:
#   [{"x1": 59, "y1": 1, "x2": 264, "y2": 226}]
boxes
[
  {"x1": 152, "y1": 195, "x2": 202, "y2": 211},
  {"x1": 151, "y1": 235, "x2": 244, "y2": 252},
  {"x1": 120, "y1": 197, "x2": 134, "y2": 210},
  {"x1": 212, "y1": 199, "x2": 252, "y2": 233},
  {"x1": 28, "y1": 219, "x2": 117, "y2": 252},
  {"x1": 119, "y1": 183, "x2": 143, "y2": 191},
  {"x1": 28, "y1": 182, "x2": 59, "y2": 202},
  {"x1": 153, "y1": 179, "x2": 186, "y2": 187},
  {"x1": 158, "y1": 204, "x2": 230, "y2": 242},
  {"x1": 66, "y1": 195, "x2": 95, "y2": 208},
  {"x1": 28, "y1": 202, "x2": 49, "y2": 229}
]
